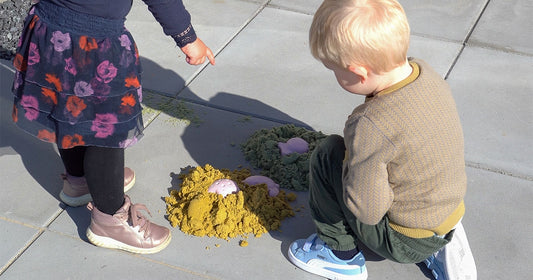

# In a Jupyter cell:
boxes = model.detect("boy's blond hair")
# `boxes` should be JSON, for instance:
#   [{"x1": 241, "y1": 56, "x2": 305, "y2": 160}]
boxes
[{"x1": 310, "y1": 0, "x2": 410, "y2": 74}]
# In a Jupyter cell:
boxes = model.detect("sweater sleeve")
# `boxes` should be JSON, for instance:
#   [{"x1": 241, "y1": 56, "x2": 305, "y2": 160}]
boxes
[
  {"x1": 142, "y1": 0, "x2": 197, "y2": 47},
  {"x1": 342, "y1": 115, "x2": 396, "y2": 225}
]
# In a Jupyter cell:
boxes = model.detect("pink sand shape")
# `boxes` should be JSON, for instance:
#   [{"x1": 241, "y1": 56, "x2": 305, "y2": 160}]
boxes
[
  {"x1": 208, "y1": 179, "x2": 240, "y2": 197},
  {"x1": 277, "y1": 137, "x2": 309, "y2": 156},
  {"x1": 243, "y1": 175, "x2": 280, "y2": 197}
]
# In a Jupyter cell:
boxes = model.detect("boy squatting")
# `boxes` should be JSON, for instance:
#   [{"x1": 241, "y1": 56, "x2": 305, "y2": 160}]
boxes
[{"x1": 287, "y1": 0, "x2": 477, "y2": 279}]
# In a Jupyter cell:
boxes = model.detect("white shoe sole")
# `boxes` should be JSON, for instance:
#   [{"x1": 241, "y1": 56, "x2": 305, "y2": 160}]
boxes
[
  {"x1": 86, "y1": 227, "x2": 171, "y2": 254},
  {"x1": 288, "y1": 246, "x2": 368, "y2": 280},
  {"x1": 59, "y1": 192, "x2": 92, "y2": 207}
]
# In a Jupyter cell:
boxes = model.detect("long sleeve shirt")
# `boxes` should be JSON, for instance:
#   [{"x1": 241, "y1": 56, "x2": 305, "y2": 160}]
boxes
[
  {"x1": 342, "y1": 58, "x2": 466, "y2": 238},
  {"x1": 45, "y1": 0, "x2": 196, "y2": 47}
]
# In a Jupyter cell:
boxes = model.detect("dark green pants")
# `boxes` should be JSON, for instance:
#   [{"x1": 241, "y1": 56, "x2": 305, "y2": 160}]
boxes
[{"x1": 309, "y1": 135, "x2": 451, "y2": 263}]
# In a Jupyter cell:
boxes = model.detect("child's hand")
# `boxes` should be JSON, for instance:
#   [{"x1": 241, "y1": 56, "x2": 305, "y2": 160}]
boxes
[{"x1": 180, "y1": 38, "x2": 215, "y2": 65}]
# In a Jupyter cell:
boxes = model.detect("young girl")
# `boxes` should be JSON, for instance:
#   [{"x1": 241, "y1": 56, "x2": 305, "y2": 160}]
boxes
[{"x1": 11, "y1": 0, "x2": 215, "y2": 254}]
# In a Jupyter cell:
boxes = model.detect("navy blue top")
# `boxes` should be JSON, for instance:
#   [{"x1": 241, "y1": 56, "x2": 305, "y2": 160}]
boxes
[{"x1": 46, "y1": 0, "x2": 196, "y2": 47}]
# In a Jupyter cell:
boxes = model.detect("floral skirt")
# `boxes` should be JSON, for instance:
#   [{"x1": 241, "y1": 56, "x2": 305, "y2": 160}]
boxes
[{"x1": 11, "y1": 1, "x2": 144, "y2": 149}]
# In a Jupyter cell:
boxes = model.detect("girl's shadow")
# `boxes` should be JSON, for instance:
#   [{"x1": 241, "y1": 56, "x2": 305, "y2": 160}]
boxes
[{"x1": 0, "y1": 61, "x2": 64, "y2": 204}]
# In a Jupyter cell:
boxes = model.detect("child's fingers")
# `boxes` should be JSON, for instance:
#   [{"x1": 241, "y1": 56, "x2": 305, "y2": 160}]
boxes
[
  {"x1": 206, "y1": 49, "x2": 215, "y2": 65},
  {"x1": 181, "y1": 39, "x2": 215, "y2": 65},
  {"x1": 186, "y1": 52, "x2": 214, "y2": 66},
  {"x1": 186, "y1": 56, "x2": 205, "y2": 65}
]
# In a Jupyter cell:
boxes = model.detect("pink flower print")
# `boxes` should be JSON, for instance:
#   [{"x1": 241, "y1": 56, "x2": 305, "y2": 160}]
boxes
[
  {"x1": 13, "y1": 72, "x2": 23, "y2": 90},
  {"x1": 64, "y1": 57, "x2": 77, "y2": 75},
  {"x1": 90, "y1": 78, "x2": 111, "y2": 97},
  {"x1": 137, "y1": 86, "x2": 143, "y2": 102},
  {"x1": 119, "y1": 136, "x2": 138, "y2": 148},
  {"x1": 99, "y1": 38, "x2": 111, "y2": 53},
  {"x1": 50, "y1": 31, "x2": 71, "y2": 52},
  {"x1": 26, "y1": 66, "x2": 36, "y2": 79},
  {"x1": 119, "y1": 50, "x2": 134, "y2": 67},
  {"x1": 20, "y1": 95, "x2": 39, "y2": 121},
  {"x1": 91, "y1": 113, "x2": 118, "y2": 138},
  {"x1": 119, "y1": 34, "x2": 131, "y2": 50},
  {"x1": 74, "y1": 81, "x2": 94, "y2": 97},
  {"x1": 27, "y1": 43, "x2": 40, "y2": 65},
  {"x1": 96, "y1": 61, "x2": 117, "y2": 83}
]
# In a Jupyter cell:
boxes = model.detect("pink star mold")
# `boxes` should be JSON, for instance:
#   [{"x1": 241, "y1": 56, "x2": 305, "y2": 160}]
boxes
[{"x1": 243, "y1": 175, "x2": 280, "y2": 197}]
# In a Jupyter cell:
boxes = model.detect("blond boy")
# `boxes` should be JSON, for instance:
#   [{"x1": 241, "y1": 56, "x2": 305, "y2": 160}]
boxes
[{"x1": 288, "y1": 0, "x2": 477, "y2": 279}]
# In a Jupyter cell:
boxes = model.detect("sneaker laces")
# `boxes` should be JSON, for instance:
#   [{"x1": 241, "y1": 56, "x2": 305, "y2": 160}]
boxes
[
  {"x1": 129, "y1": 203, "x2": 152, "y2": 239},
  {"x1": 303, "y1": 233, "x2": 325, "y2": 252}
]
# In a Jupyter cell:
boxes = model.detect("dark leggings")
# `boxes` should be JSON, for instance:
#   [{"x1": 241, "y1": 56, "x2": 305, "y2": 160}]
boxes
[{"x1": 58, "y1": 146, "x2": 125, "y2": 215}]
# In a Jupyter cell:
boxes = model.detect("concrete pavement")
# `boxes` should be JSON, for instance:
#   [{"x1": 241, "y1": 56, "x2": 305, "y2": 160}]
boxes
[{"x1": 1, "y1": 0, "x2": 532, "y2": 279}]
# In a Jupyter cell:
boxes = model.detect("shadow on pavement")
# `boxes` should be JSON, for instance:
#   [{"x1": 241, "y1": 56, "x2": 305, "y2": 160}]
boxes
[
  {"x1": 0, "y1": 60, "x2": 64, "y2": 201},
  {"x1": 1, "y1": 59, "x2": 91, "y2": 238}
]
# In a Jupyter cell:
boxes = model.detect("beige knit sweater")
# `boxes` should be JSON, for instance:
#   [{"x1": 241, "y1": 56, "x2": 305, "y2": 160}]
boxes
[{"x1": 342, "y1": 58, "x2": 466, "y2": 238}]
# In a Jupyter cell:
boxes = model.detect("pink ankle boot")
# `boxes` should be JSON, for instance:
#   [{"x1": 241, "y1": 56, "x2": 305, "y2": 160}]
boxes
[
  {"x1": 59, "y1": 167, "x2": 136, "y2": 207},
  {"x1": 86, "y1": 195, "x2": 171, "y2": 254}
]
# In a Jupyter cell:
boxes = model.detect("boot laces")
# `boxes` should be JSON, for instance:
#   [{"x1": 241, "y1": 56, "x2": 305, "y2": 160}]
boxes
[{"x1": 129, "y1": 203, "x2": 152, "y2": 239}]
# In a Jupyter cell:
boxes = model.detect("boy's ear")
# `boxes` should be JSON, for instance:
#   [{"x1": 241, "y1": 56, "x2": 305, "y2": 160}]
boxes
[{"x1": 348, "y1": 65, "x2": 369, "y2": 83}]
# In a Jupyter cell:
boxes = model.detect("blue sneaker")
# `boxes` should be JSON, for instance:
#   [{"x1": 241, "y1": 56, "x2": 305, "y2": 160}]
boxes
[
  {"x1": 288, "y1": 234, "x2": 368, "y2": 280},
  {"x1": 425, "y1": 254, "x2": 446, "y2": 280}
]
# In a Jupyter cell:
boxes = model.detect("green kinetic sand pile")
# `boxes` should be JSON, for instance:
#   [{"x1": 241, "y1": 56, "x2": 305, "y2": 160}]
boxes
[{"x1": 241, "y1": 124, "x2": 327, "y2": 191}]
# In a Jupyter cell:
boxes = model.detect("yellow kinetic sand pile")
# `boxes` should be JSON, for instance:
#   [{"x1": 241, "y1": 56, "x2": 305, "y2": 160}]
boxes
[{"x1": 165, "y1": 164, "x2": 297, "y2": 239}]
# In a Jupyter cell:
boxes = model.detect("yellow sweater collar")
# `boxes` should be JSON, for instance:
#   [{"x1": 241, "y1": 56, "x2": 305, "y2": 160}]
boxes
[{"x1": 366, "y1": 61, "x2": 420, "y2": 102}]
